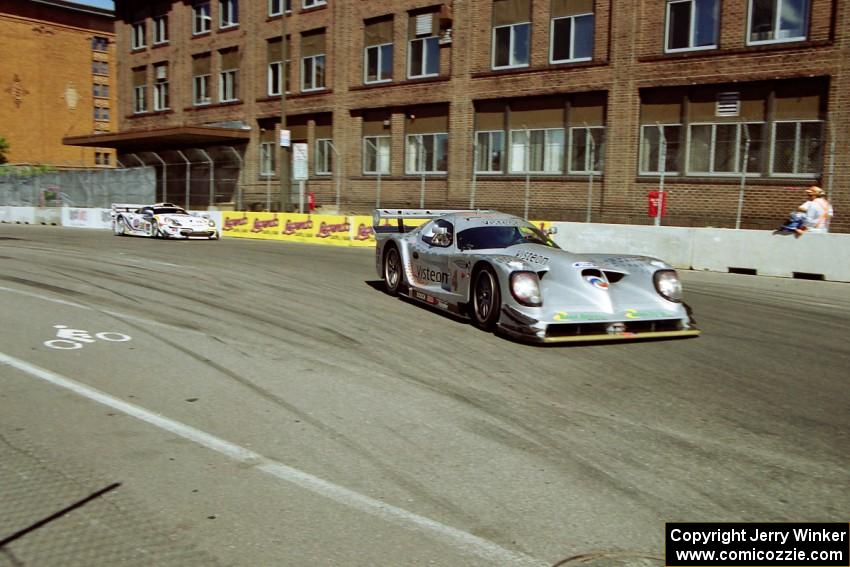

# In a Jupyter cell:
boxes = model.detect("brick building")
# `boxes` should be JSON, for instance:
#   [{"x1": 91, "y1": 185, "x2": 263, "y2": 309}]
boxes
[
  {"x1": 64, "y1": 0, "x2": 849, "y2": 232},
  {"x1": 0, "y1": 0, "x2": 115, "y2": 168}
]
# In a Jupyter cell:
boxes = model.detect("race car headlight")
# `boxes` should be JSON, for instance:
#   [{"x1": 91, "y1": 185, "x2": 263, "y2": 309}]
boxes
[
  {"x1": 653, "y1": 270, "x2": 683, "y2": 303},
  {"x1": 510, "y1": 271, "x2": 542, "y2": 307}
]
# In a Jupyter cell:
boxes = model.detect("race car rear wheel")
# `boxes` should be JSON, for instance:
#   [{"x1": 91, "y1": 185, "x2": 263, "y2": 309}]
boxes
[
  {"x1": 114, "y1": 216, "x2": 126, "y2": 236},
  {"x1": 383, "y1": 245, "x2": 404, "y2": 296},
  {"x1": 472, "y1": 265, "x2": 501, "y2": 330}
]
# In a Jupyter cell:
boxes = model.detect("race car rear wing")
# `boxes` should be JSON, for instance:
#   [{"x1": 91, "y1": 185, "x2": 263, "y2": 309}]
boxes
[
  {"x1": 111, "y1": 203, "x2": 145, "y2": 217},
  {"x1": 372, "y1": 208, "x2": 485, "y2": 233}
]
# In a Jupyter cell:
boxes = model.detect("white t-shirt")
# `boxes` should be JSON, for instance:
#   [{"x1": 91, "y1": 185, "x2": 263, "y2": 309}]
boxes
[{"x1": 801, "y1": 198, "x2": 834, "y2": 233}]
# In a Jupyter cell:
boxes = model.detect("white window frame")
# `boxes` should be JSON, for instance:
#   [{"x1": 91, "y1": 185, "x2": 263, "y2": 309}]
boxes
[
  {"x1": 747, "y1": 0, "x2": 809, "y2": 45},
  {"x1": 492, "y1": 22, "x2": 530, "y2": 70},
  {"x1": 131, "y1": 21, "x2": 146, "y2": 49},
  {"x1": 153, "y1": 15, "x2": 168, "y2": 44},
  {"x1": 639, "y1": 124, "x2": 682, "y2": 175},
  {"x1": 193, "y1": 74, "x2": 211, "y2": 105},
  {"x1": 303, "y1": 0, "x2": 326, "y2": 8},
  {"x1": 549, "y1": 13, "x2": 594, "y2": 63},
  {"x1": 153, "y1": 82, "x2": 169, "y2": 111},
  {"x1": 301, "y1": 54, "x2": 326, "y2": 92},
  {"x1": 133, "y1": 85, "x2": 146, "y2": 113},
  {"x1": 193, "y1": 2, "x2": 212, "y2": 35},
  {"x1": 364, "y1": 43, "x2": 393, "y2": 84},
  {"x1": 664, "y1": 0, "x2": 718, "y2": 53},
  {"x1": 315, "y1": 139, "x2": 333, "y2": 175},
  {"x1": 686, "y1": 122, "x2": 764, "y2": 176},
  {"x1": 220, "y1": 0, "x2": 239, "y2": 29},
  {"x1": 267, "y1": 60, "x2": 290, "y2": 95},
  {"x1": 363, "y1": 136, "x2": 390, "y2": 174},
  {"x1": 408, "y1": 36, "x2": 439, "y2": 78},
  {"x1": 219, "y1": 68, "x2": 238, "y2": 102},
  {"x1": 508, "y1": 128, "x2": 564, "y2": 174},
  {"x1": 269, "y1": 0, "x2": 291, "y2": 16},
  {"x1": 474, "y1": 130, "x2": 505, "y2": 174},
  {"x1": 568, "y1": 126, "x2": 605, "y2": 174},
  {"x1": 769, "y1": 120, "x2": 823, "y2": 178},
  {"x1": 260, "y1": 142, "x2": 276, "y2": 176},
  {"x1": 405, "y1": 133, "x2": 448, "y2": 174}
]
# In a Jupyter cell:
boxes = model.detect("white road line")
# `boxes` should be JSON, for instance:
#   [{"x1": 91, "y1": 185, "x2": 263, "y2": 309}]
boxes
[{"x1": 0, "y1": 352, "x2": 545, "y2": 567}]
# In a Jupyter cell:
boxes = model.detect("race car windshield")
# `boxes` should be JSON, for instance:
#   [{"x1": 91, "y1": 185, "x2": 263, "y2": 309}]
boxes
[
  {"x1": 153, "y1": 207, "x2": 188, "y2": 215},
  {"x1": 456, "y1": 225, "x2": 559, "y2": 250}
]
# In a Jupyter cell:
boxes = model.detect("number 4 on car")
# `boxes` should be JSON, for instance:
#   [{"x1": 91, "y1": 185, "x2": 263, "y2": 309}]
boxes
[{"x1": 373, "y1": 209, "x2": 700, "y2": 343}]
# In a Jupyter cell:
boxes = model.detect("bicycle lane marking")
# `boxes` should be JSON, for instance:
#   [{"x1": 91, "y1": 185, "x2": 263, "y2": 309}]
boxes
[{"x1": 0, "y1": 351, "x2": 545, "y2": 567}]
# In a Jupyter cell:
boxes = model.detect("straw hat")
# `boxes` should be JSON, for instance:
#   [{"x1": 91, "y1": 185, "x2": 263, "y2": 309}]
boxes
[{"x1": 805, "y1": 186, "x2": 825, "y2": 196}]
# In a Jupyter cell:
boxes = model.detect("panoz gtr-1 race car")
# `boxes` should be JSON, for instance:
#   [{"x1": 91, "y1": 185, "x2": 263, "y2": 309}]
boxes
[
  {"x1": 373, "y1": 209, "x2": 700, "y2": 343},
  {"x1": 112, "y1": 203, "x2": 218, "y2": 240}
]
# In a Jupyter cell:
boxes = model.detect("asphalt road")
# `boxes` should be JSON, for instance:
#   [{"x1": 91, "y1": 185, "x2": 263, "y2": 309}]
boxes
[{"x1": 1, "y1": 224, "x2": 848, "y2": 567}]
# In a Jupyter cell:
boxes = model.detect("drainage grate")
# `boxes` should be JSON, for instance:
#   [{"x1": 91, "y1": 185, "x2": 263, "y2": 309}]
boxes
[
  {"x1": 728, "y1": 267, "x2": 757, "y2": 275},
  {"x1": 792, "y1": 272, "x2": 825, "y2": 281}
]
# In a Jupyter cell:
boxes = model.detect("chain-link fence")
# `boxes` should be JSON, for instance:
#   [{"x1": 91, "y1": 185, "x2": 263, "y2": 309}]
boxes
[{"x1": 0, "y1": 167, "x2": 156, "y2": 208}]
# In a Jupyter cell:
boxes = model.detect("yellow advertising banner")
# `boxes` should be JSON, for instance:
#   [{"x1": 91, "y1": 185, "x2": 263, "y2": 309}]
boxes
[
  {"x1": 288, "y1": 214, "x2": 352, "y2": 245},
  {"x1": 347, "y1": 216, "x2": 428, "y2": 247},
  {"x1": 220, "y1": 211, "x2": 284, "y2": 239},
  {"x1": 221, "y1": 211, "x2": 253, "y2": 237}
]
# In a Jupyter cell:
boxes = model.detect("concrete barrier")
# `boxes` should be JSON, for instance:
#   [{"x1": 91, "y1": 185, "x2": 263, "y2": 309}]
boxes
[
  {"x1": 551, "y1": 222, "x2": 850, "y2": 283},
  {"x1": 61, "y1": 207, "x2": 113, "y2": 229},
  {"x1": 0, "y1": 206, "x2": 36, "y2": 224}
]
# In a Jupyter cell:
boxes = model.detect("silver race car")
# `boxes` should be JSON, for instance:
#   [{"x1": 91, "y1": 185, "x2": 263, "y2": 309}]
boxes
[
  {"x1": 374, "y1": 209, "x2": 700, "y2": 343},
  {"x1": 112, "y1": 203, "x2": 218, "y2": 240}
]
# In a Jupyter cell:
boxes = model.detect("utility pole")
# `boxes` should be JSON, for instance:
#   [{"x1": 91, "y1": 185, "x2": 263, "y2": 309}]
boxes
[{"x1": 279, "y1": 2, "x2": 291, "y2": 211}]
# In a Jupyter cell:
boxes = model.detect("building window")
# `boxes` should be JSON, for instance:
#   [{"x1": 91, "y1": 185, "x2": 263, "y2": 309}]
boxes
[
  {"x1": 219, "y1": 69, "x2": 238, "y2": 101},
  {"x1": 550, "y1": 14, "x2": 594, "y2": 63},
  {"x1": 316, "y1": 139, "x2": 333, "y2": 175},
  {"x1": 260, "y1": 142, "x2": 276, "y2": 176},
  {"x1": 666, "y1": 0, "x2": 718, "y2": 52},
  {"x1": 133, "y1": 85, "x2": 146, "y2": 113},
  {"x1": 93, "y1": 84, "x2": 110, "y2": 98},
  {"x1": 153, "y1": 67, "x2": 169, "y2": 111},
  {"x1": 639, "y1": 124, "x2": 682, "y2": 174},
  {"x1": 92, "y1": 61, "x2": 109, "y2": 75},
  {"x1": 748, "y1": 0, "x2": 808, "y2": 44},
  {"x1": 365, "y1": 43, "x2": 393, "y2": 83},
  {"x1": 267, "y1": 61, "x2": 291, "y2": 95},
  {"x1": 131, "y1": 21, "x2": 146, "y2": 49},
  {"x1": 153, "y1": 15, "x2": 168, "y2": 44},
  {"x1": 771, "y1": 120, "x2": 822, "y2": 177},
  {"x1": 493, "y1": 23, "x2": 530, "y2": 69},
  {"x1": 93, "y1": 107, "x2": 110, "y2": 121},
  {"x1": 220, "y1": 0, "x2": 239, "y2": 28},
  {"x1": 406, "y1": 133, "x2": 448, "y2": 174},
  {"x1": 303, "y1": 0, "x2": 326, "y2": 8},
  {"x1": 509, "y1": 128, "x2": 564, "y2": 173},
  {"x1": 92, "y1": 36, "x2": 108, "y2": 51},
  {"x1": 569, "y1": 127, "x2": 605, "y2": 174},
  {"x1": 363, "y1": 136, "x2": 390, "y2": 174},
  {"x1": 409, "y1": 36, "x2": 439, "y2": 78},
  {"x1": 193, "y1": 74, "x2": 211, "y2": 105},
  {"x1": 687, "y1": 123, "x2": 763, "y2": 175},
  {"x1": 96, "y1": 151, "x2": 112, "y2": 165},
  {"x1": 270, "y1": 0, "x2": 292, "y2": 16},
  {"x1": 301, "y1": 54, "x2": 325, "y2": 91},
  {"x1": 475, "y1": 131, "x2": 505, "y2": 173},
  {"x1": 193, "y1": 2, "x2": 212, "y2": 34}
]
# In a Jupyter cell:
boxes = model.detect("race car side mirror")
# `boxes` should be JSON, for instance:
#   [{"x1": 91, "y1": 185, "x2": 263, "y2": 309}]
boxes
[{"x1": 547, "y1": 226, "x2": 558, "y2": 236}]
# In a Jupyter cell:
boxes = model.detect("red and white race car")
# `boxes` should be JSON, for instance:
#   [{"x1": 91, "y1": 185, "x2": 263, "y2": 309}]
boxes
[{"x1": 112, "y1": 203, "x2": 218, "y2": 240}]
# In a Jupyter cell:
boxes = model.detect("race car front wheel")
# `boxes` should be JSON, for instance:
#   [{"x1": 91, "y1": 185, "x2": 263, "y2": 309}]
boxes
[
  {"x1": 472, "y1": 265, "x2": 501, "y2": 330},
  {"x1": 114, "y1": 217, "x2": 126, "y2": 236},
  {"x1": 383, "y1": 245, "x2": 404, "y2": 296}
]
